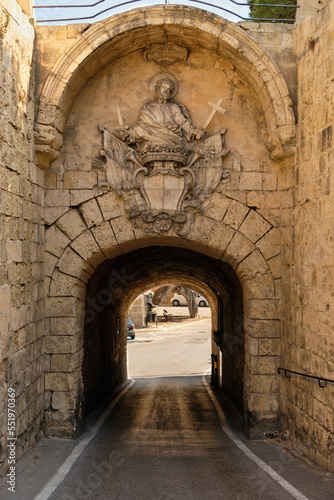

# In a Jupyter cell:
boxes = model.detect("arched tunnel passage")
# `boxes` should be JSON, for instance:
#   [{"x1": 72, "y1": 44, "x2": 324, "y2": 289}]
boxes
[{"x1": 83, "y1": 246, "x2": 244, "y2": 420}]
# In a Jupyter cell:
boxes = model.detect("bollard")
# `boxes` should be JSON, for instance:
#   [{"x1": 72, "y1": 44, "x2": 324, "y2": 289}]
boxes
[
  {"x1": 213, "y1": 355, "x2": 219, "y2": 389},
  {"x1": 210, "y1": 354, "x2": 215, "y2": 386}
]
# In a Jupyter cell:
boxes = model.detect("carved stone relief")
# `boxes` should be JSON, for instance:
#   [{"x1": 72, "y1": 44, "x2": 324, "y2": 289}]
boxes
[
  {"x1": 143, "y1": 43, "x2": 188, "y2": 66},
  {"x1": 94, "y1": 73, "x2": 229, "y2": 235}
]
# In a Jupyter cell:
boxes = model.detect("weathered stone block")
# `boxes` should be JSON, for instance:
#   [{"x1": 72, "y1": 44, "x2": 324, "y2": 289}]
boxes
[
  {"x1": 249, "y1": 374, "x2": 280, "y2": 394},
  {"x1": 70, "y1": 230, "x2": 101, "y2": 265},
  {"x1": 45, "y1": 190, "x2": 70, "y2": 207},
  {"x1": 91, "y1": 221, "x2": 117, "y2": 254},
  {"x1": 63, "y1": 171, "x2": 97, "y2": 190},
  {"x1": 245, "y1": 272, "x2": 276, "y2": 300},
  {"x1": 259, "y1": 338, "x2": 281, "y2": 356},
  {"x1": 239, "y1": 172, "x2": 263, "y2": 191},
  {"x1": 45, "y1": 297, "x2": 81, "y2": 318},
  {"x1": 256, "y1": 227, "x2": 281, "y2": 260},
  {"x1": 262, "y1": 172, "x2": 277, "y2": 191},
  {"x1": 245, "y1": 299, "x2": 280, "y2": 320},
  {"x1": 45, "y1": 252, "x2": 58, "y2": 277},
  {"x1": 51, "y1": 391, "x2": 78, "y2": 412},
  {"x1": 97, "y1": 192, "x2": 122, "y2": 220},
  {"x1": 49, "y1": 270, "x2": 85, "y2": 298},
  {"x1": 44, "y1": 207, "x2": 69, "y2": 226},
  {"x1": 248, "y1": 393, "x2": 279, "y2": 412},
  {"x1": 45, "y1": 335, "x2": 81, "y2": 354},
  {"x1": 50, "y1": 316, "x2": 84, "y2": 336},
  {"x1": 267, "y1": 254, "x2": 282, "y2": 279},
  {"x1": 245, "y1": 336, "x2": 259, "y2": 356},
  {"x1": 79, "y1": 198, "x2": 104, "y2": 227},
  {"x1": 10, "y1": 304, "x2": 28, "y2": 332},
  {"x1": 50, "y1": 353, "x2": 81, "y2": 372},
  {"x1": 110, "y1": 217, "x2": 135, "y2": 246},
  {"x1": 188, "y1": 217, "x2": 220, "y2": 253},
  {"x1": 247, "y1": 191, "x2": 281, "y2": 210},
  {"x1": 205, "y1": 195, "x2": 231, "y2": 221},
  {"x1": 236, "y1": 249, "x2": 269, "y2": 282},
  {"x1": 225, "y1": 232, "x2": 254, "y2": 268},
  {"x1": 0, "y1": 285, "x2": 11, "y2": 314},
  {"x1": 45, "y1": 372, "x2": 81, "y2": 392},
  {"x1": 70, "y1": 189, "x2": 96, "y2": 206},
  {"x1": 56, "y1": 247, "x2": 86, "y2": 277},
  {"x1": 56, "y1": 209, "x2": 87, "y2": 240},
  {"x1": 256, "y1": 356, "x2": 280, "y2": 375},
  {"x1": 239, "y1": 210, "x2": 272, "y2": 243},
  {"x1": 45, "y1": 225, "x2": 70, "y2": 257},
  {"x1": 223, "y1": 200, "x2": 249, "y2": 230},
  {"x1": 241, "y1": 158, "x2": 261, "y2": 172}
]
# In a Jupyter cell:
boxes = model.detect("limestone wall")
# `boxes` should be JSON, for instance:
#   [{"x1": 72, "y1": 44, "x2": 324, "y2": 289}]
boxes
[
  {"x1": 238, "y1": 22, "x2": 297, "y2": 112},
  {"x1": 0, "y1": 0, "x2": 44, "y2": 475},
  {"x1": 282, "y1": 1, "x2": 334, "y2": 473},
  {"x1": 0, "y1": 0, "x2": 333, "y2": 478}
]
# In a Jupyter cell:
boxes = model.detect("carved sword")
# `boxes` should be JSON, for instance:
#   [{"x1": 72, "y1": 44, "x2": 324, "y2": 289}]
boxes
[{"x1": 115, "y1": 95, "x2": 124, "y2": 127}]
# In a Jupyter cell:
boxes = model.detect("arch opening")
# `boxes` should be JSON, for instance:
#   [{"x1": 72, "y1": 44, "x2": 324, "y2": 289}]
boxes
[{"x1": 82, "y1": 246, "x2": 244, "y2": 419}]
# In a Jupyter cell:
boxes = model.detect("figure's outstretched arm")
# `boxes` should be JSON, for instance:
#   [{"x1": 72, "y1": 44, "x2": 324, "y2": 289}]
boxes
[{"x1": 174, "y1": 104, "x2": 205, "y2": 142}]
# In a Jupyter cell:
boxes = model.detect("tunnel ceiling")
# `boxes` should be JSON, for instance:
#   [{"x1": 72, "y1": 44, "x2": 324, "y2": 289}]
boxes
[{"x1": 85, "y1": 246, "x2": 243, "y2": 309}]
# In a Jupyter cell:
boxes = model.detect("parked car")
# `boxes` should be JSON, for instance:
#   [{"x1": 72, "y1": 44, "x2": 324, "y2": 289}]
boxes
[
  {"x1": 170, "y1": 292, "x2": 209, "y2": 307},
  {"x1": 127, "y1": 317, "x2": 136, "y2": 339}
]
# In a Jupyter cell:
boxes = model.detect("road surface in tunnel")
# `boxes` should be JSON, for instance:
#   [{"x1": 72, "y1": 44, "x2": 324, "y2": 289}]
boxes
[
  {"x1": 34, "y1": 318, "x2": 331, "y2": 500},
  {"x1": 2, "y1": 317, "x2": 333, "y2": 500}
]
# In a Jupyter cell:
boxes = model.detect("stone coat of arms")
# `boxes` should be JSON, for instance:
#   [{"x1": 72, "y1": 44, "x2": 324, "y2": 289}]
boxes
[{"x1": 95, "y1": 73, "x2": 229, "y2": 235}]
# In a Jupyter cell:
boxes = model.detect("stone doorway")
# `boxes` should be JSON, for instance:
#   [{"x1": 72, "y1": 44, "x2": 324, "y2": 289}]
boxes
[
  {"x1": 45, "y1": 237, "x2": 280, "y2": 441},
  {"x1": 82, "y1": 246, "x2": 244, "y2": 417}
]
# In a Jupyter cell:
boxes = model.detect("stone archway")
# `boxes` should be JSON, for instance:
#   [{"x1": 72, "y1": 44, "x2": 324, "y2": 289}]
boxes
[
  {"x1": 35, "y1": 5, "x2": 295, "y2": 168},
  {"x1": 45, "y1": 204, "x2": 280, "y2": 439},
  {"x1": 82, "y1": 247, "x2": 243, "y2": 417}
]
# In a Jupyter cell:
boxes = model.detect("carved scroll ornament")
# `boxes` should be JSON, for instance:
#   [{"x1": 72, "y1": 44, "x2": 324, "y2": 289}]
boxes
[{"x1": 143, "y1": 43, "x2": 189, "y2": 66}]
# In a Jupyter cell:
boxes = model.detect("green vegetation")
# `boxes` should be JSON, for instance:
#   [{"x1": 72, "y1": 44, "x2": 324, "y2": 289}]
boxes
[{"x1": 248, "y1": 0, "x2": 297, "y2": 22}]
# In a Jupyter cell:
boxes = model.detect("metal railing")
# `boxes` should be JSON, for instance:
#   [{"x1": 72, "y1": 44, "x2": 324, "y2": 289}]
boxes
[
  {"x1": 278, "y1": 367, "x2": 334, "y2": 388},
  {"x1": 33, "y1": 0, "x2": 298, "y2": 24}
]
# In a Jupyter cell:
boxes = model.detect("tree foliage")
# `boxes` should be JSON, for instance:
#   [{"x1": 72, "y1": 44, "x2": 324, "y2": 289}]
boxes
[{"x1": 248, "y1": 0, "x2": 297, "y2": 23}]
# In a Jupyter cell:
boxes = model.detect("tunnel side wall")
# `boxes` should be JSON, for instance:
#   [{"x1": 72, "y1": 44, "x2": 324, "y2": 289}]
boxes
[
  {"x1": 83, "y1": 270, "x2": 127, "y2": 417},
  {"x1": 221, "y1": 293, "x2": 244, "y2": 409}
]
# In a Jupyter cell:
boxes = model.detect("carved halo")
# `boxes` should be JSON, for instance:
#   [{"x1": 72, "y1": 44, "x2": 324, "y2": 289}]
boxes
[{"x1": 149, "y1": 72, "x2": 179, "y2": 99}]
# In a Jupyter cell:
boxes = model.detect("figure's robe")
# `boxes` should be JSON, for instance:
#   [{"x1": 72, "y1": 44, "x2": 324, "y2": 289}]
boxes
[{"x1": 133, "y1": 101, "x2": 196, "y2": 147}]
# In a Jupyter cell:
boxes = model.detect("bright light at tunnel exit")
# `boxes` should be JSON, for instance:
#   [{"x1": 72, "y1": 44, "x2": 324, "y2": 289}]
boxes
[{"x1": 127, "y1": 287, "x2": 213, "y2": 380}]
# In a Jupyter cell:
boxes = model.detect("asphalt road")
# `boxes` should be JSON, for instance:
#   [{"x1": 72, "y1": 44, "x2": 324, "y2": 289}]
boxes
[
  {"x1": 1, "y1": 319, "x2": 333, "y2": 500},
  {"x1": 128, "y1": 317, "x2": 212, "y2": 378},
  {"x1": 47, "y1": 378, "x2": 299, "y2": 500}
]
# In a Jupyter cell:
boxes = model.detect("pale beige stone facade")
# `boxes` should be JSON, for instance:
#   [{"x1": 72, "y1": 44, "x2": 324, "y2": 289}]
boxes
[
  {"x1": 0, "y1": 0, "x2": 333, "y2": 477},
  {"x1": 283, "y1": 1, "x2": 334, "y2": 471},
  {"x1": 0, "y1": 0, "x2": 44, "y2": 472}
]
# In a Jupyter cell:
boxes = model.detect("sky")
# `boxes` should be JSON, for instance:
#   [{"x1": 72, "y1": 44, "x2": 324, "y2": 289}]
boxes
[{"x1": 33, "y1": 0, "x2": 251, "y2": 25}]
